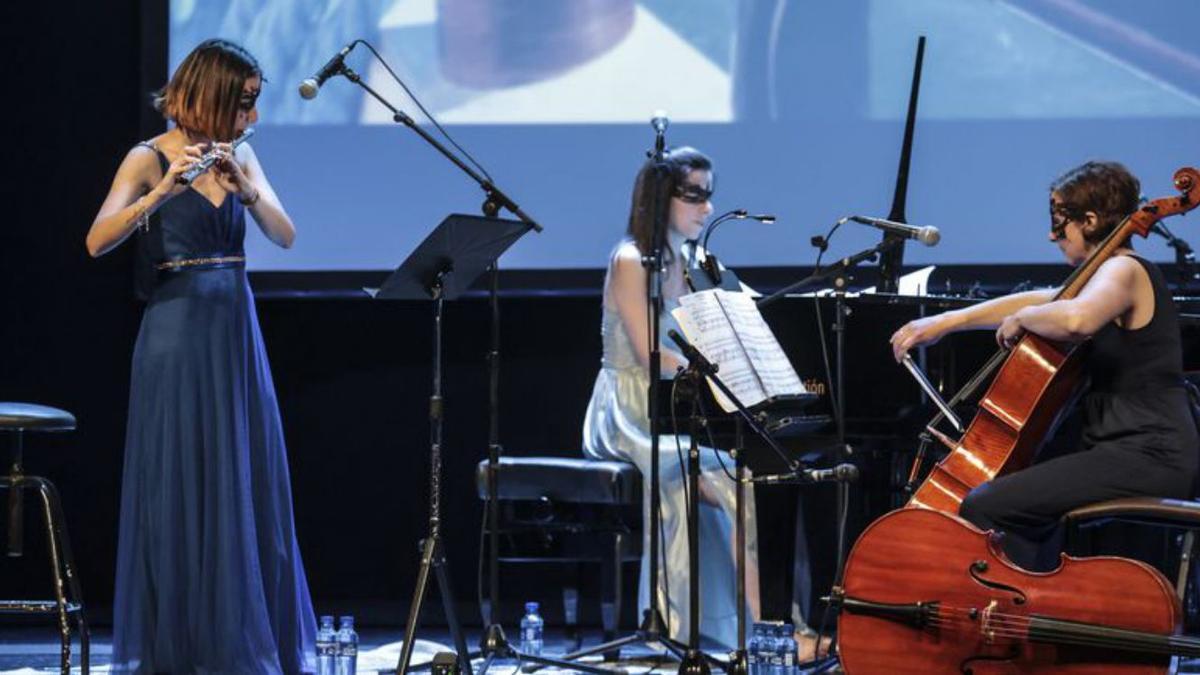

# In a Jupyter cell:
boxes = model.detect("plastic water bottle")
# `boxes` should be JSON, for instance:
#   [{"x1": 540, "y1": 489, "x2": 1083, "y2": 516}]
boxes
[
  {"x1": 519, "y1": 601, "x2": 544, "y2": 656},
  {"x1": 316, "y1": 615, "x2": 337, "y2": 675},
  {"x1": 781, "y1": 622, "x2": 797, "y2": 674},
  {"x1": 767, "y1": 623, "x2": 785, "y2": 675},
  {"x1": 335, "y1": 615, "x2": 358, "y2": 675},
  {"x1": 747, "y1": 623, "x2": 763, "y2": 675}
]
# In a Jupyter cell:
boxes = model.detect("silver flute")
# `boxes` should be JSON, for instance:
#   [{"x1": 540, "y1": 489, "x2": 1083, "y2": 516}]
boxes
[{"x1": 177, "y1": 128, "x2": 256, "y2": 185}]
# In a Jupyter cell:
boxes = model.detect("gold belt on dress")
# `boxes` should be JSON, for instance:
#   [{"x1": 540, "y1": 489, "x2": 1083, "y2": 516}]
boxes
[{"x1": 155, "y1": 255, "x2": 246, "y2": 271}]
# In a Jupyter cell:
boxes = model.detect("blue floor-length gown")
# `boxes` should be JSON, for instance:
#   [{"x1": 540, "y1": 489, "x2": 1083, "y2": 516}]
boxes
[{"x1": 111, "y1": 145, "x2": 316, "y2": 674}]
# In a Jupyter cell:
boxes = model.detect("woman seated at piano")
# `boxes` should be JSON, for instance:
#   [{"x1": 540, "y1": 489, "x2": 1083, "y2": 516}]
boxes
[
  {"x1": 890, "y1": 160, "x2": 1198, "y2": 571},
  {"x1": 582, "y1": 146, "x2": 823, "y2": 657}
]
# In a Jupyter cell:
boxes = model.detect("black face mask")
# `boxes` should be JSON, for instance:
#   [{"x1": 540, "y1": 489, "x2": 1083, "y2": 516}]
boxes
[{"x1": 673, "y1": 184, "x2": 713, "y2": 204}]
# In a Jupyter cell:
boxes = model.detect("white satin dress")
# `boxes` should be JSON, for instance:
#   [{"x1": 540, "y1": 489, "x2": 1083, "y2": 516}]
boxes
[{"x1": 582, "y1": 260, "x2": 758, "y2": 649}]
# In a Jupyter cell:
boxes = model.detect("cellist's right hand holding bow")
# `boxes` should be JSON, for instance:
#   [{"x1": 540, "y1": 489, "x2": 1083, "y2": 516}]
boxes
[
  {"x1": 996, "y1": 312, "x2": 1027, "y2": 351},
  {"x1": 891, "y1": 315, "x2": 954, "y2": 363}
]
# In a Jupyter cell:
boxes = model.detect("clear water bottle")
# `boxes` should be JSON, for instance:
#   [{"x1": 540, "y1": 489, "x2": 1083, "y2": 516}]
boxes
[
  {"x1": 781, "y1": 623, "x2": 797, "y2": 674},
  {"x1": 746, "y1": 622, "x2": 763, "y2": 675},
  {"x1": 519, "y1": 601, "x2": 544, "y2": 656},
  {"x1": 316, "y1": 615, "x2": 337, "y2": 675},
  {"x1": 767, "y1": 623, "x2": 785, "y2": 675},
  {"x1": 335, "y1": 616, "x2": 358, "y2": 675}
]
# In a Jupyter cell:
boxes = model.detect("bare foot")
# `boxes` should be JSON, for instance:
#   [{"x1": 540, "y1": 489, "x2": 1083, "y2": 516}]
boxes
[{"x1": 795, "y1": 630, "x2": 833, "y2": 663}]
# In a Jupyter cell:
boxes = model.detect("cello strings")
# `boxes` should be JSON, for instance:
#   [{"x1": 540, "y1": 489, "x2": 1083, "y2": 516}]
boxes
[{"x1": 867, "y1": 603, "x2": 1198, "y2": 655}]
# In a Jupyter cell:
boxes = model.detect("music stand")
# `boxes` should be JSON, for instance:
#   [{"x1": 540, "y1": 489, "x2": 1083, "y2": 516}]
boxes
[{"x1": 378, "y1": 213, "x2": 532, "y2": 675}]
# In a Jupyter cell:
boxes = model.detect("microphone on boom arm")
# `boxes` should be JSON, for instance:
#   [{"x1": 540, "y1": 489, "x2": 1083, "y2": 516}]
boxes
[
  {"x1": 298, "y1": 41, "x2": 358, "y2": 100},
  {"x1": 845, "y1": 215, "x2": 940, "y2": 247}
]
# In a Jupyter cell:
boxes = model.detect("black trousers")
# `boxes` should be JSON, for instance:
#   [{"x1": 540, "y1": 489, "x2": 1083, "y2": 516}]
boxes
[{"x1": 961, "y1": 446, "x2": 1190, "y2": 570}]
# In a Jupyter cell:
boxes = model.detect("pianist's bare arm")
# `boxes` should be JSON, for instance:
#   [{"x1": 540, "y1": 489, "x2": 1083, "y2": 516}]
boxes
[
  {"x1": 890, "y1": 288, "x2": 1057, "y2": 361},
  {"x1": 609, "y1": 243, "x2": 687, "y2": 373}
]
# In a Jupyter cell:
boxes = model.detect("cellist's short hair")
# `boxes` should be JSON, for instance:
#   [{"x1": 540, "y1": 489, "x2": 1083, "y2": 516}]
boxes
[
  {"x1": 1050, "y1": 161, "x2": 1141, "y2": 244},
  {"x1": 154, "y1": 39, "x2": 262, "y2": 142}
]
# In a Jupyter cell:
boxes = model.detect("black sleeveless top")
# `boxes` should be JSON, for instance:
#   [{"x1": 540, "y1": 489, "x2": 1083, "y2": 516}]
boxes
[
  {"x1": 1080, "y1": 255, "x2": 1197, "y2": 468},
  {"x1": 1087, "y1": 255, "x2": 1184, "y2": 394}
]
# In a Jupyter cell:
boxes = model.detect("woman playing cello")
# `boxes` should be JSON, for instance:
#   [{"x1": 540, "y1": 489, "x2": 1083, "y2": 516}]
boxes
[{"x1": 890, "y1": 160, "x2": 1198, "y2": 571}]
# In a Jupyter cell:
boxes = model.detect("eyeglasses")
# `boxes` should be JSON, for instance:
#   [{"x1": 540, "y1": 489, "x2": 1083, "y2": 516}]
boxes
[
  {"x1": 674, "y1": 184, "x2": 714, "y2": 205},
  {"x1": 238, "y1": 90, "x2": 261, "y2": 112}
]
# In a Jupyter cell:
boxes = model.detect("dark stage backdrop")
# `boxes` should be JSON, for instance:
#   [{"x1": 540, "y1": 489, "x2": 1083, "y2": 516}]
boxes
[{"x1": 3, "y1": 0, "x2": 157, "y2": 622}]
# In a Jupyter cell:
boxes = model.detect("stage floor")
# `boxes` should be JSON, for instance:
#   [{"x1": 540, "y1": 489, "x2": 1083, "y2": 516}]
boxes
[
  {"x1": 8, "y1": 625, "x2": 1200, "y2": 673},
  {"x1": 0, "y1": 625, "x2": 837, "y2": 674}
]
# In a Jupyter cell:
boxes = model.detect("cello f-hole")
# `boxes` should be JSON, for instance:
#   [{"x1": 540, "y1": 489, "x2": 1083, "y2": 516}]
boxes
[{"x1": 969, "y1": 560, "x2": 1028, "y2": 605}]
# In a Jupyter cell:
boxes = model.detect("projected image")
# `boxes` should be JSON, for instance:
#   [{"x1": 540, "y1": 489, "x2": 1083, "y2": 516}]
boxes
[
  {"x1": 172, "y1": 0, "x2": 1200, "y2": 125},
  {"x1": 170, "y1": 0, "x2": 738, "y2": 124},
  {"x1": 869, "y1": 0, "x2": 1200, "y2": 119},
  {"x1": 167, "y1": 0, "x2": 1200, "y2": 272}
]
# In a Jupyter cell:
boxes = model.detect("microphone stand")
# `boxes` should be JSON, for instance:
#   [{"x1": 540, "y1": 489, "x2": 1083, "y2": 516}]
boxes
[
  {"x1": 555, "y1": 125, "x2": 693, "y2": 671},
  {"x1": 1155, "y1": 223, "x2": 1198, "y2": 292},
  {"x1": 328, "y1": 64, "x2": 620, "y2": 675},
  {"x1": 665, "y1": 330, "x2": 837, "y2": 675},
  {"x1": 756, "y1": 237, "x2": 904, "y2": 669}
]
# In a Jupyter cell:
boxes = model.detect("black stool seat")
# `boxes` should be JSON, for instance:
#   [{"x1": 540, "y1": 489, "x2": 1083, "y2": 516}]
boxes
[
  {"x1": 1, "y1": 401, "x2": 89, "y2": 673},
  {"x1": 475, "y1": 456, "x2": 642, "y2": 658},
  {"x1": 474, "y1": 457, "x2": 640, "y2": 505},
  {"x1": 0, "y1": 403, "x2": 76, "y2": 432},
  {"x1": 1063, "y1": 497, "x2": 1200, "y2": 529}
]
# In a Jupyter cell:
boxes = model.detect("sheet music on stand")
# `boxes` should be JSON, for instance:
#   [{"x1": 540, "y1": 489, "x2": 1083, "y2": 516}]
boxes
[{"x1": 672, "y1": 288, "x2": 808, "y2": 413}]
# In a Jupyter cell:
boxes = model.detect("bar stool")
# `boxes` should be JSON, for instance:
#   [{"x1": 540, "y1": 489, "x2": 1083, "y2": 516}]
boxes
[{"x1": 0, "y1": 402, "x2": 89, "y2": 674}]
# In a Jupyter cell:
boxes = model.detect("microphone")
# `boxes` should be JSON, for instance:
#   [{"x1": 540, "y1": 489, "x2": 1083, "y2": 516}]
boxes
[
  {"x1": 805, "y1": 463, "x2": 859, "y2": 483},
  {"x1": 700, "y1": 210, "x2": 777, "y2": 285},
  {"x1": 651, "y1": 110, "x2": 669, "y2": 135},
  {"x1": 752, "y1": 463, "x2": 859, "y2": 484},
  {"x1": 299, "y1": 41, "x2": 357, "y2": 100},
  {"x1": 847, "y1": 215, "x2": 940, "y2": 246},
  {"x1": 651, "y1": 110, "x2": 668, "y2": 154}
]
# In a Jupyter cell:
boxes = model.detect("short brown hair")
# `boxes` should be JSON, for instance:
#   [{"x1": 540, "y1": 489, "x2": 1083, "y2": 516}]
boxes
[
  {"x1": 154, "y1": 39, "x2": 261, "y2": 142},
  {"x1": 1050, "y1": 161, "x2": 1141, "y2": 245}
]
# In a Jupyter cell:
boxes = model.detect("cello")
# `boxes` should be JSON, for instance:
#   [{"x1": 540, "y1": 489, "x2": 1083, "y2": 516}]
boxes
[{"x1": 836, "y1": 167, "x2": 1200, "y2": 673}]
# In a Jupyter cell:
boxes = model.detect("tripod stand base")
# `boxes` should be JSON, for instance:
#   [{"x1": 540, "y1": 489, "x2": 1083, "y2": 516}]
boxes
[
  {"x1": 555, "y1": 607, "x2": 680, "y2": 663},
  {"x1": 726, "y1": 649, "x2": 748, "y2": 675},
  {"x1": 473, "y1": 623, "x2": 622, "y2": 675},
  {"x1": 479, "y1": 623, "x2": 508, "y2": 656},
  {"x1": 679, "y1": 648, "x2": 711, "y2": 675},
  {"x1": 396, "y1": 535, "x2": 474, "y2": 675}
]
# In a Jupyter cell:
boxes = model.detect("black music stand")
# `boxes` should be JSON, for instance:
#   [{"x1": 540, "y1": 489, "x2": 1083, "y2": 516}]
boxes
[{"x1": 378, "y1": 213, "x2": 532, "y2": 675}]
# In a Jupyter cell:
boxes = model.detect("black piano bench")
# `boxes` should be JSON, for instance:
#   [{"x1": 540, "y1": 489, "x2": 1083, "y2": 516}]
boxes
[
  {"x1": 0, "y1": 402, "x2": 90, "y2": 674},
  {"x1": 1063, "y1": 498, "x2": 1200, "y2": 629},
  {"x1": 474, "y1": 456, "x2": 641, "y2": 658}
]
